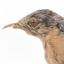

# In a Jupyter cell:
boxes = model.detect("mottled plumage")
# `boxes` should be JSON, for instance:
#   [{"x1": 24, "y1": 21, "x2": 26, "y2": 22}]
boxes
[{"x1": 3, "y1": 9, "x2": 64, "y2": 64}]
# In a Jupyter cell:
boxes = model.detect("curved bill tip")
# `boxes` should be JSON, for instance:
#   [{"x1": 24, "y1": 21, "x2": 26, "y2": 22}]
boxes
[{"x1": 2, "y1": 23, "x2": 16, "y2": 29}]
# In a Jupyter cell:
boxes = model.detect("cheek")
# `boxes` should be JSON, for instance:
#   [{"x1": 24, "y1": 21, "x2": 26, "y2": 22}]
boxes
[
  {"x1": 30, "y1": 30, "x2": 38, "y2": 36},
  {"x1": 37, "y1": 28, "x2": 43, "y2": 33},
  {"x1": 37, "y1": 26, "x2": 49, "y2": 34}
]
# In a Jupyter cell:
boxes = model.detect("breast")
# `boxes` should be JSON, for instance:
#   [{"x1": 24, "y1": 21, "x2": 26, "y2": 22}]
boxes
[{"x1": 42, "y1": 29, "x2": 64, "y2": 64}]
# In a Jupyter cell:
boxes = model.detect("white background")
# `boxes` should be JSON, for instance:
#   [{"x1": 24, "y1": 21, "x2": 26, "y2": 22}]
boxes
[{"x1": 0, "y1": 0, "x2": 64, "y2": 64}]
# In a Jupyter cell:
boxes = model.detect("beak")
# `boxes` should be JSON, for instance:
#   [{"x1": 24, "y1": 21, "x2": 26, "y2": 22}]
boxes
[
  {"x1": 2, "y1": 23, "x2": 18, "y2": 29},
  {"x1": 2, "y1": 16, "x2": 28, "y2": 29}
]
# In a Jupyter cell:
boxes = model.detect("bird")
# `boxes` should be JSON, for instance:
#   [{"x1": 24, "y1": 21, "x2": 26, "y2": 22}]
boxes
[{"x1": 3, "y1": 9, "x2": 64, "y2": 64}]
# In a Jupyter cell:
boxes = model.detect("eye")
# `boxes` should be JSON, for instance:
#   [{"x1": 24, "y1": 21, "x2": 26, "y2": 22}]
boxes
[
  {"x1": 29, "y1": 17, "x2": 38, "y2": 27},
  {"x1": 31, "y1": 20, "x2": 36, "y2": 24}
]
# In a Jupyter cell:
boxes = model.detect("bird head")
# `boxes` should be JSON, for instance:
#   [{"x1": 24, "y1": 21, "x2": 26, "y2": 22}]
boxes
[{"x1": 3, "y1": 9, "x2": 63, "y2": 38}]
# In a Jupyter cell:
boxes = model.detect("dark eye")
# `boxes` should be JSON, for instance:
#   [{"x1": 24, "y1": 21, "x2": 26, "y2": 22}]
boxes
[
  {"x1": 31, "y1": 20, "x2": 36, "y2": 24},
  {"x1": 29, "y1": 17, "x2": 38, "y2": 27}
]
